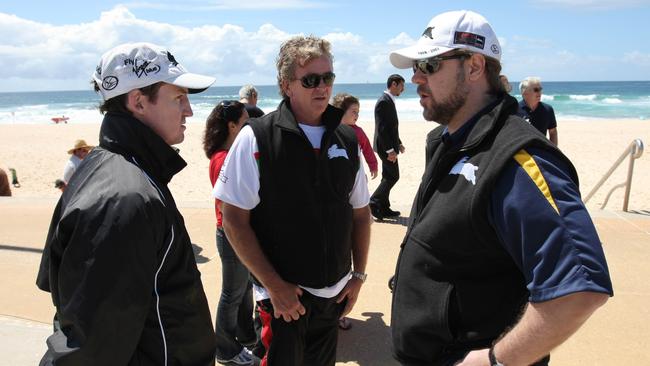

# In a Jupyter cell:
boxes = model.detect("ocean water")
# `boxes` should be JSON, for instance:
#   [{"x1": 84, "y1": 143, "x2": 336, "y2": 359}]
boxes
[{"x1": 0, "y1": 81, "x2": 648, "y2": 125}]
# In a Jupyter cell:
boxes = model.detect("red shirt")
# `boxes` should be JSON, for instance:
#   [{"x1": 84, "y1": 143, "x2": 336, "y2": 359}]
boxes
[
  {"x1": 351, "y1": 125, "x2": 378, "y2": 172},
  {"x1": 209, "y1": 149, "x2": 228, "y2": 227}
]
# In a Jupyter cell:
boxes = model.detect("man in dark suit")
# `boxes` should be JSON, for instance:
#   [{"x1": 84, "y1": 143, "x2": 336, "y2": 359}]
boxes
[{"x1": 371, "y1": 74, "x2": 405, "y2": 219}]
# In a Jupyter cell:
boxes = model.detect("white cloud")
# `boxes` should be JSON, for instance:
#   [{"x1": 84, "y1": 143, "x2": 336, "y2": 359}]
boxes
[
  {"x1": 531, "y1": 0, "x2": 650, "y2": 10},
  {"x1": 388, "y1": 32, "x2": 416, "y2": 46},
  {"x1": 623, "y1": 51, "x2": 650, "y2": 66},
  {"x1": 0, "y1": 6, "x2": 403, "y2": 91}
]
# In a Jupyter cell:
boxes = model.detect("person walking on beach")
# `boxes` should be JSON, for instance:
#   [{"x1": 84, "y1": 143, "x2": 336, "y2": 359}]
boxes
[
  {"x1": 388, "y1": 10, "x2": 612, "y2": 365},
  {"x1": 62, "y1": 139, "x2": 93, "y2": 184},
  {"x1": 333, "y1": 92, "x2": 379, "y2": 180},
  {"x1": 214, "y1": 35, "x2": 372, "y2": 366},
  {"x1": 518, "y1": 76, "x2": 559, "y2": 146},
  {"x1": 239, "y1": 84, "x2": 265, "y2": 118},
  {"x1": 370, "y1": 74, "x2": 405, "y2": 220},
  {"x1": 36, "y1": 42, "x2": 217, "y2": 365},
  {"x1": 204, "y1": 100, "x2": 258, "y2": 366}
]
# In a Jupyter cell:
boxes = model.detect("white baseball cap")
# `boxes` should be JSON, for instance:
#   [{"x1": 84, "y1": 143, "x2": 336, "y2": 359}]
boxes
[
  {"x1": 92, "y1": 42, "x2": 216, "y2": 101},
  {"x1": 390, "y1": 10, "x2": 501, "y2": 69}
]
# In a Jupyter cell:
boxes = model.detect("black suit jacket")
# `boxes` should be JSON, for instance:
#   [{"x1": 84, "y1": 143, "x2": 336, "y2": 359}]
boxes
[{"x1": 373, "y1": 92, "x2": 401, "y2": 159}]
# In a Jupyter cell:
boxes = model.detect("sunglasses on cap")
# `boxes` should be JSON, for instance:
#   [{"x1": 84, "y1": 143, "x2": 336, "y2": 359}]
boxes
[
  {"x1": 413, "y1": 53, "x2": 470, "y2": 75},
  {"x1": 299, "y1": 72, "x2": 336, "y2": 88},
  {"x1": 219, "y1": 100, "x2": 240, "y2": 121}
]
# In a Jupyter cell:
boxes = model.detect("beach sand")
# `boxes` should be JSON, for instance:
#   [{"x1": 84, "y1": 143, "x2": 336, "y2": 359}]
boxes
[
  {"x1": 1, "y1": 117, "x2": 648, "y2": 211},
  {"x1": 1, "y1": 116, "x2": 649, "y2": 365}
]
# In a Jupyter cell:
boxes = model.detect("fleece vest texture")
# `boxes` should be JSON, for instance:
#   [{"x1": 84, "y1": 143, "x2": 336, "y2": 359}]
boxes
[
  {"x1": 391, "y1": 95, "x2": 578, "y2": 365},
  {"x1": 248, "y1": 100, "x2": 360, "y2": 288}
]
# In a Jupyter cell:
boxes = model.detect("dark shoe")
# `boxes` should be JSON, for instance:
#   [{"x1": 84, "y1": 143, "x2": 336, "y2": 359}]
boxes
[
  {"x1": 217, "y1": 347, "x2": 258, "y2": 366},
  {"x1": 369, "y1": 203, "x2": 385, "y2": 220},
  {"x1": 384, "y1": 208, "x2": 401, "y2": 217}
]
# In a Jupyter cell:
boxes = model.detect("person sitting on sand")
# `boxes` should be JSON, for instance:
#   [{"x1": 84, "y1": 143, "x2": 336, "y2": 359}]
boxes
[{"x1": 62, "y1": 139, "x2": 93, "y2": 184}]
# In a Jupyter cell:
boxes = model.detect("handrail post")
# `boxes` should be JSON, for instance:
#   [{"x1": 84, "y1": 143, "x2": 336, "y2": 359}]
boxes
[
  {"x1": 622, "y1": 139, "x2": 644, "y2": 212},
  {"x1": 584, "y1": 138, "x2": 644, "y2": 211}
]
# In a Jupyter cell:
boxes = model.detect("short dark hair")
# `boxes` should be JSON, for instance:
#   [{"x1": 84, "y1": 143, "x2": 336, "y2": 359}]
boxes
[
  {"x1": 92, "y1": 81, "x2": 164, "y2": 115},
  {"x1": 387, "y1": 74, "x2": 405, "y2": 88},
  {"x1": 454, "y1": 50, "x2": 504, "y2": 95},
  {"x1": 202, "y1": 100, "x2": 246, "y2": 159},
  {"x1": 331, "y1": 93, "x2": 359, "y2": 112}
]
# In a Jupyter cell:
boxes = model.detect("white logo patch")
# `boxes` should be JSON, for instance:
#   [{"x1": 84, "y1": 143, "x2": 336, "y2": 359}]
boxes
[
  {"x1": 449, "y1": 156, "x2": 478, "y2": 185},
  {"x1": 328, "y1": 144, "x2": 349, "y2": 160}
]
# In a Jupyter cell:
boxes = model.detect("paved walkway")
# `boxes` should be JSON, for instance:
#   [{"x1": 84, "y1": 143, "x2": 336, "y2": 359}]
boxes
[{"x1": 1, "y1": 197, "x2": 649, "y2": 365}]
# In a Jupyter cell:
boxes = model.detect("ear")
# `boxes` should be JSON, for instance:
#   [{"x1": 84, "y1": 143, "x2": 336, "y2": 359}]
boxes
[
  {"x1": 126, "y1": 89, "x2": 146, "y2": 116},
  {"x1": 227, "y1": 120, "x2": 237, "y2": 131},
  {"x1": 466, "y1": 54, "x2": 486, "y2": 82},
  {"x1": 282, "y1": 79, "x2": 293, "y2": 98}
]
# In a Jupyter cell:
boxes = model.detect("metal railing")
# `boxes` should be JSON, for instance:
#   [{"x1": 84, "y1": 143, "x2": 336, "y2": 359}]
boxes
[{"x1": 584, "y1": 139, "x2": 644, "y2": 211}]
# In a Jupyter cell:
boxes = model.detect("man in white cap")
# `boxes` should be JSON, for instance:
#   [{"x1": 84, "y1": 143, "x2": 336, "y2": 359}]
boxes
[
  {"x1": 36, "y1": 43, "x2": 218, "y2": 365},
  {"x1": 388, "y1": 10, "x2": 613, "y2": 366}
]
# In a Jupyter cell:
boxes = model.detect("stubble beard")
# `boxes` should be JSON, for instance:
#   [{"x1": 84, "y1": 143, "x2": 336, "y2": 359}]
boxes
[{"x1": 422, "y1": 69, "x2": 469, "y2": 125}]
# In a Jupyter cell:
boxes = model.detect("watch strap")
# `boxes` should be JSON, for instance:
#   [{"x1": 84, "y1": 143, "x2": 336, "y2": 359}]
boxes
[
  {"x1": 351, "y1": 271, "x2": 367, "y2": 283},
  {"x1": 488, "y1": 345, "x2": 505, "y2": 366}
]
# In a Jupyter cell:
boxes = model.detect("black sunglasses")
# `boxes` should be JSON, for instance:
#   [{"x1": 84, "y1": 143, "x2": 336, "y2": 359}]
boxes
[
  {"x1": 532, "y1": 87, "x2": 543, "y2": 93},
  {"x1": 299, "y1": 72, "x2": 336, "y2": 88},
  {"x1": 413, "y1": 54, "x2": 469, "y2": 75}
]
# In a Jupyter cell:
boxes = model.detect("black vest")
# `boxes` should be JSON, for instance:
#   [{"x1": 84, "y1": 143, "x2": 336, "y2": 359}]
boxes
[
  {"x1": 248, "y1": 100, "x2": 360, "y2": 288},
  {"x1": 391, "y1": 95, "x2": 578, "y2": 364}
]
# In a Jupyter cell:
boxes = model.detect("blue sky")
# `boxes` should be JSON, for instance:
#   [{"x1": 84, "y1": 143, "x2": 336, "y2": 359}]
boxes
[{"x1": 1, "y1": 0, "x2": 649, "y2": 92}]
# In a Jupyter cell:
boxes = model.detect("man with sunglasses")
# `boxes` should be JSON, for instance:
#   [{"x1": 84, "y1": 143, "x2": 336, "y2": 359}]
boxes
[
  {"x1": 370, "y1": 74, "x2": 405, "y2": 220},
  {"x1": 518, "y1": 77, "x2": 558, "y2": 146},
  {"x1": 388, "y1": 10, "x2": 612, "y2": 366},
  {"x1": 214, "y1": 35, "x2": 371, "y2": 366}
]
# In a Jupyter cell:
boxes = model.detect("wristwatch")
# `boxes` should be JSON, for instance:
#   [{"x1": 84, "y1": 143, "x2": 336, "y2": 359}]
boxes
[
  {"x1": 351, "y1": 271, "x2": 367, "y2": 283},
  {"x1": 488, "y1": 345, "x2": 505, "y2": 366}
]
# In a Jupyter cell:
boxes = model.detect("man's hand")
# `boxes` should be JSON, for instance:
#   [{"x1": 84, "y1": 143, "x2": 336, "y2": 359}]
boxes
[
  {"x1": 370, "y1": 170, "x2": 378, "y2": 179},
  {"x1": 266, "y1": 280, "x2": 306, "y2": 322},
  {"x1": 454, "y1": 349, "x2": 489, "y2": 366},
  {"x1": 399, "y1": 144, "x2": 406, "y2": 154},
  {"x1": 336, "y1": 277, "x2": 363, "y2": 317},
  {"x1": 387, "y1": 151, "x2": 398, "y2": 163}
]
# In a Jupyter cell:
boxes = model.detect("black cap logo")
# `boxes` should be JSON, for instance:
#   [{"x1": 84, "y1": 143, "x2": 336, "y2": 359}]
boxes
[
  {"x1": 422, "y1": 27, "x2": 435, "y2": 39},
  {"x1": 167, "y1": 51, "x2": 179, "y2": 66},
  {"x1": 102, "y1": 76, "x2": 118, "y2": 91}
]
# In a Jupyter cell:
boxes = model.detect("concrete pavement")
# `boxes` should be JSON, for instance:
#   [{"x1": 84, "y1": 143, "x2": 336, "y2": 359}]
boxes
[{"x1": 1, "y1": 197, "x2": 649, "y2": 365}]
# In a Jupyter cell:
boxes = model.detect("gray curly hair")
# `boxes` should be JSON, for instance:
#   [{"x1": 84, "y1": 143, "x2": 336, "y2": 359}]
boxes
[{"x1": 276, "y1": 35, "x2": 333, "y2": 99}]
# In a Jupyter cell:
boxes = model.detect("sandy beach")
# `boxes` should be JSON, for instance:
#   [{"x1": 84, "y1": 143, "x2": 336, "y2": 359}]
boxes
[
  {"x1": 1, "y1": 117, "x2": 648, "y2": 212},
  {"x1": 1, "y1": 116, "x2": 649, "y2": 365}
]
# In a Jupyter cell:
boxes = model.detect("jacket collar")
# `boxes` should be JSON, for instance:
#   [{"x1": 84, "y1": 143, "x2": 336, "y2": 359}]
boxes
[
  {"x1": 99, "y1": 112, "x2": 187, "y2": 184},
  {"x1": 459, "y1": 93, "x2": 519, "y2": 151},
  {"x1": 275, "y1": 98, "x2": 343, "y2": 134}
]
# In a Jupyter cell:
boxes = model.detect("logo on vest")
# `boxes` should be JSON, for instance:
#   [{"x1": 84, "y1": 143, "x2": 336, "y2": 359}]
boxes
[
  {"x1": 449, "y1": 156, "x2": 478, "y2": 185},
  {"x1": 328, "y1": 144, "x2": 349, "y2": 160}
]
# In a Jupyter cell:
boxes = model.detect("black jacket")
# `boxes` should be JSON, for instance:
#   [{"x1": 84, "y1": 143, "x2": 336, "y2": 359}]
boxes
[
  {"x1": 391, "y1": 95, "x2": 576, "y2": 365},
  {"x1": 248, "y1": 100, "x2": 360, "y2": 288},
  {"x1": 36, "y1": 113, "x2": 215, "y2": 366},
  {"x1": 373, "y1": 92, "x2": 402, "y2": 158}
]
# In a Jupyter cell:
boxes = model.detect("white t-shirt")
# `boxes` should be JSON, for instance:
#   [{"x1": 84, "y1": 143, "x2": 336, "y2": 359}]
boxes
[
  {"x1": 62, "y1": 155, "x2": 82, "y2": 184},
  {"x1": 213, "y1": 124, "x2": 370, "y2": 300}
]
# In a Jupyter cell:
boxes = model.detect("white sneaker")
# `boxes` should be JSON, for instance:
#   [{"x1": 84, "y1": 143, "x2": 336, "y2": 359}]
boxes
[{"x1": 217, "y1": 347, "x2": 257, "y2": 366}]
